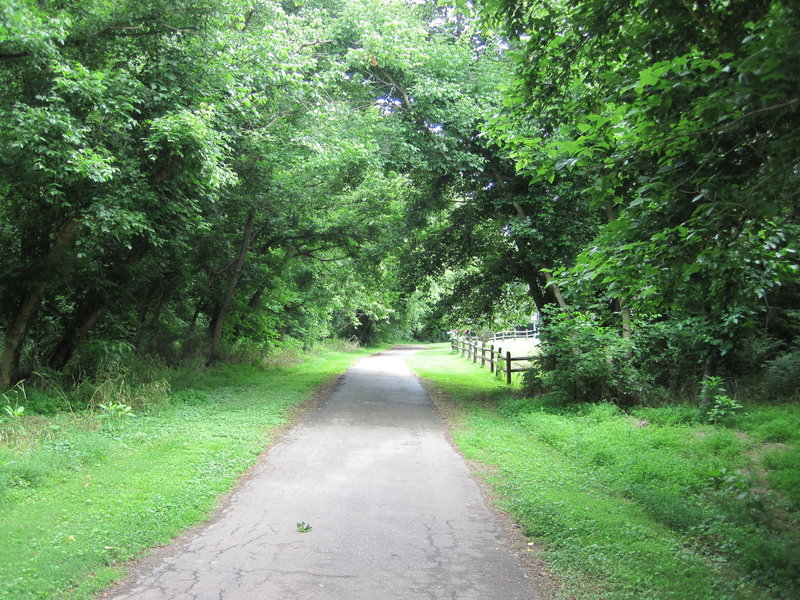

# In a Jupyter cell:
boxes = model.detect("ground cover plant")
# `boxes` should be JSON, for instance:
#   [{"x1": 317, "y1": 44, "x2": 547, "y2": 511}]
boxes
[
  {"x1": 0, "y1": 341, "x2": 372, "y2": 600},
  {"x1": 408, "y1": 345, "x2": 800, "y2": 600}
]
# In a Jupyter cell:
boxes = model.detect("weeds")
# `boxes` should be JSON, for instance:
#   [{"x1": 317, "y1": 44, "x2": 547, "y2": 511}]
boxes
[
  {"x1": 96, "y1": 402, "x2": 134, "y2": 427},
  {"x1": 0, "y1": 404, "x2": 26, "y2": 443},
  {"x1": 0, "y1": 382, "x2": 28, "y2": 444},
  {"x1": 75, "y1": 367, "x2": 171, "y2": 412},
  {"x1": 296, "y1": 521, "x2": 312, "y2": 533},
  {"x1": 701, "y1": 376, "x2": 743, "y2": 424}
]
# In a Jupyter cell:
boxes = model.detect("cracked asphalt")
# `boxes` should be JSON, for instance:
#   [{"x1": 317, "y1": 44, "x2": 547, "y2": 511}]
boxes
[{"x1": 103, "y1": 346, "x2": 538, "y2": 599}]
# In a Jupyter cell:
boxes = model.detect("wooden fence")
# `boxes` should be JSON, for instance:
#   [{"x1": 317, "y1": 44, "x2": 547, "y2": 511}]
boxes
[
  {"x1": 487, "y1": 328, "x2": 537, "y2": 342},
  {"x1": 449, "y1": 333, "x2": 536, "y2": 384}
]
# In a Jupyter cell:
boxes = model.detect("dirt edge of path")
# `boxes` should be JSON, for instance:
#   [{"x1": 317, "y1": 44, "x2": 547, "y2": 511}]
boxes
[
  {"x1": 99, "y1": 371, "x2": 346, "y2": 598},
  {"x1": 415, "y1": 375, "x2": 563, "y2": 600}
]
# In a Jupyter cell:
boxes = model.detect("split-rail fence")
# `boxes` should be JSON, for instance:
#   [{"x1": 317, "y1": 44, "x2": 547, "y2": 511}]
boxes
[{"x1": 449, "y1": 330, "x2": 537, "y2": 384}]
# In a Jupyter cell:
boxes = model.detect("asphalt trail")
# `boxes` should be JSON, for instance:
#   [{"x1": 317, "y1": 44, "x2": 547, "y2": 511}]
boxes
[{"x1": 104, "y1": 346, "x2": 538, "y2": 599}]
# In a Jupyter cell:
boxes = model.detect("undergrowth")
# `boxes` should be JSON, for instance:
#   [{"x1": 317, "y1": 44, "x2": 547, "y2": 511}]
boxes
[{"x1": 408, "y1": 345, "x2": 800, "y2": 600}]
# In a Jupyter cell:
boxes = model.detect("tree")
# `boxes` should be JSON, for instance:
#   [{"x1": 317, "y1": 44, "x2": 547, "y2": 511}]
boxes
[{"x1": 472, "y1": 0, "x2": 800, "y2": 373}]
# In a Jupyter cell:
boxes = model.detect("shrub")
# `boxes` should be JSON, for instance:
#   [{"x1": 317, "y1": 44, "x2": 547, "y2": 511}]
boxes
[
  {"x1": 69, "y1": 363, "x2": 171, "y2": 411},
  {"x1": 20, "y1": 388, "x2": 71, "y2": 415},
  {"x1": 317, "y1": 337, "x2": 361, "y2": 353},
  {"x1": 699, "y1": 376, "x2": 742, "y2": 424},
  {"x1": 632, "y1": 316, "x2": 712, "y2": 397},
  {"x1": 761, "y1": 348, "x2": 800, "y2": 401},
  {"x1": 68, "y1": 339, "x2": 135, "y2": 376},
  {"x1": 522, "y1": 310, "x2": 646, "y2": 404},
  {"x1": 219, "y1": 338, "x2": 271, "y2": 367}
]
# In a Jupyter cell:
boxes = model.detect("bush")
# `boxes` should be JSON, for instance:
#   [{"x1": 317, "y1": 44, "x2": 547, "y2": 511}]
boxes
[
  {"x1": 68, "y1": 339, "x2": 135, "y2": 376},
  {"x1": 632, "y1": 316, "x2": 711, "y2": 397},
  {"x1": 699, "y1": 376, "x2": 742, "y2": 424},
  {"x1": 69, "y1": 362, "x2": 171, "y2": 411},
  {"x1": 522, "y1": 310, "x2": 647, "y2": 404},
  {"x1": 20, "y1": 388, "x2": 72, "y2": 415},
  {"x1": 761, "y1": 348, "x2": 800, "y2": 401},
  {"x1": 316, "y1": 337, "x2": 361, "y2": 353}
]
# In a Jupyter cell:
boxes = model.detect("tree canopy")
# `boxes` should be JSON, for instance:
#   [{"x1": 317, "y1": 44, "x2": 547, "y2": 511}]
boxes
[{"x1": 1, "y1": 0, "x2": 798, "y2": 401}]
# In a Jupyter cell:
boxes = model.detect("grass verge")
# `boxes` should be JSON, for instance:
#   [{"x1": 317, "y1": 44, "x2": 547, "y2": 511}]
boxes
[
  {"x1": 407, "y1": 344, "x2": 800, "y2": 600},
  {"x1": 0, "y1": 341, "x2": 374, "y2": 599}
]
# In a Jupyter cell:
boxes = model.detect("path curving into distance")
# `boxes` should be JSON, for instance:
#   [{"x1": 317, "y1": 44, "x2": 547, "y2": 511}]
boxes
[{"x1": 103, "y1": 346, "x2": 539, "y2": 600}]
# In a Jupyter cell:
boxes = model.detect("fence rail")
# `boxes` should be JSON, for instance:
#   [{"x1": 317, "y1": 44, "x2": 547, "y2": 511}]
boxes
[
  {"x1": 449, "y1": 334, "x2": 536, "y2": 384},
  {"x1": 487, "y1": 328, "x2": 537, "y2": 342}
]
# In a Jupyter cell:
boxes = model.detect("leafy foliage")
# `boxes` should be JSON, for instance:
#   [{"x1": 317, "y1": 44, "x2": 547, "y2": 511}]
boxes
[
  {"x1": 453, "y1": 0, "x2": 800, "y2": 403},
  {"x1": 0, "y1": 0, "x2": 466, "y2": 384},
  {"x1": 0, "y1": 0, "x2": 797, "y2": 411},
  {"x1": 522, "y1": 309, "x2": 642, "y2": 404}
]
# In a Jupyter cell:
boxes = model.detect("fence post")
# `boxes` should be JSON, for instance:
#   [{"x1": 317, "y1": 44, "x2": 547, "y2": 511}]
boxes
[
  {"x1": 506, "y1": 351, "x2": 512, "y2": 385},
  {"x1": 496, "y1": 347, "x2": 502, "y2": 379},
  {"x1": 461, "y1": 338, "x2": 465, "y2": 358},
  {"x1": 480, "y1": 342, "x2": 485, "y2": 367},
  {"x1": 472, "y1": 340, "x2": 478, "y2": 364},
  {"x1": 489, "y1": 344, "x2": 495, "y2": 373}
]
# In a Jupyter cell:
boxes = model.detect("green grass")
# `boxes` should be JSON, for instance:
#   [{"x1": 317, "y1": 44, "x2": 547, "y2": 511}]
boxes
[
  {"x1": 408, "y1": 344, "x2": 800, "y2": 600},
  {"x1": 0, "y1": 342, "x2": 374, "y2": 599}
]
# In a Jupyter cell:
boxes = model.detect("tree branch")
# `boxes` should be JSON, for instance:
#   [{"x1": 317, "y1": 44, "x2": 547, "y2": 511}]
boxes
[
  {"x1": 640, "y1": 98, "x2": 800, "y2": 154},
  {"x1": 297, "y1": 40, "x2": 333, "y2": 52},
  {"x1": 371, "y1": 68, "x2": 414, "y2": 110},
  {"x1": 0, "y1": 23, "x2": 201, "y2": 60}
]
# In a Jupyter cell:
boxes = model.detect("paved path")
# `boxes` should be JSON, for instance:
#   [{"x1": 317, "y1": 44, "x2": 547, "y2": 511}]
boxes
[{"x1": 104, "y1": 347, "x2": 538, "y2": 599}]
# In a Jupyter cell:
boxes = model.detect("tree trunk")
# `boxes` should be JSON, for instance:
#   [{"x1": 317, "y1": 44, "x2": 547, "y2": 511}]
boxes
[
  {"x1": 207, "y1": 303, "x2": 222, "y2": 338},
  {"x1": 208, "y1": 208, "x2": 256, "y2": 365},
  {"x1": 543, "y1": 271, "x2": 568, "y2": 309},
  {"x1": 604, "y1": 200, "x2": 635, "y2": 350},
  {"x1": 232, "y1": 283, "x2": 268, "y2": 338},
  {"x1": 145, "y1": 285, "x2": 172, "y2": 353},
  {"x1": 620, "y1": 304, "x2": 633, "y2": 359},
  {"x1": 621, "y1": 306, "x2": 632, "y2": 340},
  {"x1": 0, "y1": 219, "x2": 80, "y2": 387},
  {"x1": 246, "y1": 284, "x2": 267, "y2": 309},
  {"x1": 48, "y1": 301, "x2": 104, "y2": 371},
  {"x1": 511, "y1": 201, "x2": 567, "y2": 313},
  {"x1": 524, "y1": 273, "x2": 546, "y2": 314},
  {"x1": 49, "y1": 243, "x2": 146, "y2": 370},
  {"x1": 187, "y1": 299, "x2": 203, "y2": 335}
]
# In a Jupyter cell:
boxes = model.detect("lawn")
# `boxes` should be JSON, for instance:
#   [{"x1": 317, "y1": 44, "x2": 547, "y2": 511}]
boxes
[
  {"x1": 0, "y1": 342, "x2": 373, "y2": 599},
  {"x1": 408, "y1": 344, "x2": 800, "y2": 600}
]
